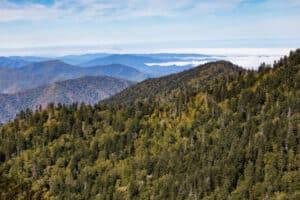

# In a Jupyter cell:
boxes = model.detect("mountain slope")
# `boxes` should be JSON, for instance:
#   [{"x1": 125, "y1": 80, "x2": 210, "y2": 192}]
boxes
[
  {"x1": 104, "y1": 60, "x2": 244, "y2": 105},
  {"x1": 0, "y1": 76, "x2": 133, "y2": 122},
  {"x1": 0, "y1": 50, "x2": 299, "y2": 199},
  {"x1": 0, "y1": 60, "x2": 145, "y2": 93}
]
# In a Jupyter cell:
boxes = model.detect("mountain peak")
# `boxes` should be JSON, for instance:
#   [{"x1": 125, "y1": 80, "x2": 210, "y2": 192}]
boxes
[{"x1": 103, "y1": 60, "x2": 244, "y2": 105}]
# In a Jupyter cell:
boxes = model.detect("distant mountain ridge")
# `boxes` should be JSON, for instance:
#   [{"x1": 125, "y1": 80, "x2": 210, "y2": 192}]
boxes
[
  {"x1": 82, "y1": 54, "x2": 197, "y2": 76},
  {"x1": 0, "y1": 60, "x2": 146, "y2": 94},
  {"x1": 59, "y1": 53, "x2": 110, "y2": 65},
  {"x1": 82, "y1": 54, "x2": 161, "y2": 71},
  {"x1": 0, "y1": 76, "x2": 133, "y2": 123},
  {"x1": 0, "y1": 56, "x2": 31, "y2": 68},
  {"x1": 0, "y1": 53, "x2": 212, "y2": 78}
]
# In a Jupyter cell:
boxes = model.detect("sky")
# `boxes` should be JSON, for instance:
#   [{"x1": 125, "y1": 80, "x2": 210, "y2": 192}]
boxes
[{"x1": 0, "y1": 0, "x2": 299, "y2": 56}]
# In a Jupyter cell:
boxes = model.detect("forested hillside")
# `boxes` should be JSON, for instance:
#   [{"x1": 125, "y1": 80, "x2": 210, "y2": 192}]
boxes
[
  {"x1": 0, "y1": 50, "x2": 299, "y2": 199},
  {"x1": 104, "y1": 61, "x2": 244, "y2": 105}
]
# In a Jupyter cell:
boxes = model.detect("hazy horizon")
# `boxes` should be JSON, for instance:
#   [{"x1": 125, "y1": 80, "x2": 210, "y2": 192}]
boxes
[
  {"x1": 0, "y1": 47, "x2": 295, "y2": 70},
  {"x1": 0, "y1": 1, "x2": 299, "y2": 69}
]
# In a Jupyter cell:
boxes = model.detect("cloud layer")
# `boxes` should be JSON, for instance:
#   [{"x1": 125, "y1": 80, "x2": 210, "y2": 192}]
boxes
[{"x1": 0, "y1": 0, "x2": 245, "y2": 22}]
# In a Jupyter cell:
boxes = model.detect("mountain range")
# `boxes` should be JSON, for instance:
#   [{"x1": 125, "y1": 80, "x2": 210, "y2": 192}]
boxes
[
  {"x1": 0, "y1": 53, "x2": 209, "y2": 96},
  {"x1": 0, "y1": 53, "x2": 207, "y2": 77},
  {"x1": 0, "y1": 75, "x2": 133, "y2": 123},
  {"x1": 0, "y1": 53, "x2": 203, "y2": 122},
  {"x1": 0, "y1": 49, "x2": 299, "y2": 199},
  {"x1": 82, "y1": 54, "x2": 194, "y2": 76},
  {"x1": 0, "y1": 60, "x2": 146, "y2": 94}
]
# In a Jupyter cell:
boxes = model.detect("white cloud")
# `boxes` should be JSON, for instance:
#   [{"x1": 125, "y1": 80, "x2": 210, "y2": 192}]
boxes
[
  {"x1": 145, "y1": 47, "x2": 294, "y2": 69},
  {"x1": 0, "y1": 0, "x2": 245, "y2": 22},
  {"x1": 146, "y1": 55, "x2": 283, "y2": 69},
  {"x1": 145, "y1": 51, "x2": 291, "y2": 70},
  {"x1": 1, "y1": 0, "x2": 300, "y2": 22},
  {"x1": 192, "y1": 0, "x2": 242, "y2": 13}
]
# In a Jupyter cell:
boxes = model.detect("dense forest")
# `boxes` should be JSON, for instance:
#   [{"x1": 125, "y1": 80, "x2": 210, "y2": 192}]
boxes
[{"x1": 0, "y1": 49, "x2": 299, "y2": 199}]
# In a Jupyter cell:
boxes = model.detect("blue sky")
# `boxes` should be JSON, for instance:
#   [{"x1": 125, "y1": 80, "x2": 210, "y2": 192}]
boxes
[{"x1": 0, "y1": 0, "x2": 300, "y2": 55}]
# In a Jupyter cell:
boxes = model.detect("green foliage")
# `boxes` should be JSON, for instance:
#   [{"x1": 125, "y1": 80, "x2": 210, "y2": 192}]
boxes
[{"x1": 0, "y1": 50, "x2": 299, "y2": 199}]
